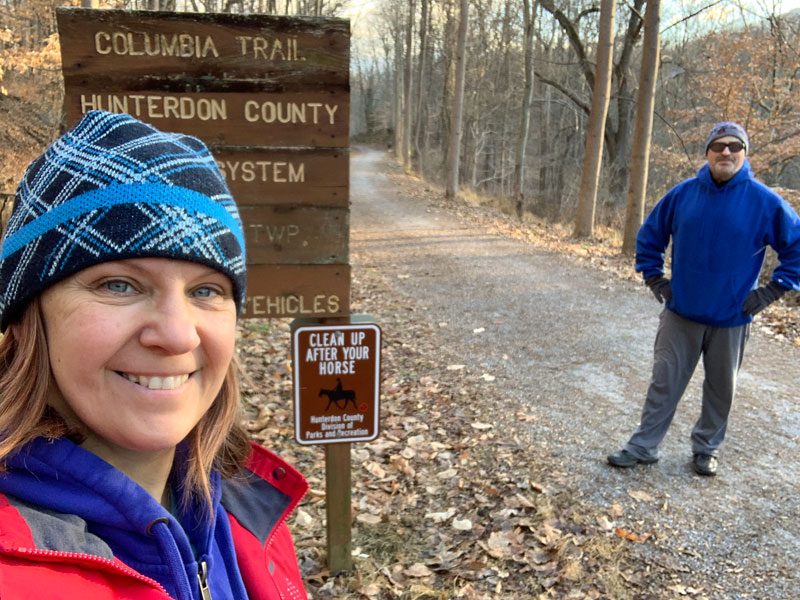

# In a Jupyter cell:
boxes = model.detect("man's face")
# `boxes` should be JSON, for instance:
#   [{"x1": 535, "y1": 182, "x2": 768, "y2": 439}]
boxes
[{"x1": 706, "y1": 135, "x2": 746, "y2": 183}]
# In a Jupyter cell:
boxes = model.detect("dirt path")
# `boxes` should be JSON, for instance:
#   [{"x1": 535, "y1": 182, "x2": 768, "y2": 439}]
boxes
[{"x1": 348, "y1": 147, "x2": 799, "y2": 598}]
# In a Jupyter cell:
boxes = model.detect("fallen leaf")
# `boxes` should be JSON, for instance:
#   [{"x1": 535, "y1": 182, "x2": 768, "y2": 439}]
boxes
[
  {"x1": 356, "y1": 514, "x2": 382, "y2": 525},
  {"x1": 471, "y1": 422, "x2": 493, "y2": 430},
  {"x1": 424, "y1": 507, "x2": 456, "y2": 523},
  {"x1": 357, "y1": 583, "x2": 380, "y2": 598},
  {"x1": 404, "y1": 563, "x2": 433, "y2": 578},
  {"x1": 452, "y1": 518, "x2": 473, "y2": 531},
  {"x1": 627, "y1": 489, "x2": 655, "y2": 502},
  {"x1": 615, "y1": 527, "x2": 652, "y2": 543},
  {"x1": 481, "y1": 373, "x2": 496, "y2": 382},
  {"x1": 293, "y1": 508, "x2": 314, "y2": 528},
  {"x1": 596, "y1": 515, "x2": 613, "y2": 531},
  {"x1": 447, "y1": 364, "x2": 465, "y2": 371},
  {"x1": 534, "y1": 522, "x2": 562, "y2": 547},
  {"x1": 364, "y1": 461, "x2": 387, "y2": 478}
]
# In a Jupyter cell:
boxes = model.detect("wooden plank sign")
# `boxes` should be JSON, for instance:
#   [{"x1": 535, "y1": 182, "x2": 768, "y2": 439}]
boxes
[
  {"x1": 65, "y1": 90, "x2": 349, "y2": 147},
  {"x1": 243, "y1": 265, "x2": 350, "y2": 319},
  {"x1": 57, "y1": 9, "x2": 349, "y2": 88},
  {"x1": 56, "y1": 8, "x2": 351, "y2": 320},
  {"x1": 214, "y1": 148, "x2": 348, "y2": 207}
]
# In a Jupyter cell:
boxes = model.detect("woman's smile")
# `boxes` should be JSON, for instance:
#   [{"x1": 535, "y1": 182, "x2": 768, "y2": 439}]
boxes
[{"x1": 118, "y1": 372, "x2": 192, "y2": 390}]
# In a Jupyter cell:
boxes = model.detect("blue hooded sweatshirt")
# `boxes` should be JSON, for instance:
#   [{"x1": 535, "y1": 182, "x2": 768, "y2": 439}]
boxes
[
  {"x1": 0, "y1": 437, "x2": 249, "y2": 600},
  {"x1": 636, "y1": 159, "x2": 800, "y2": 327}
]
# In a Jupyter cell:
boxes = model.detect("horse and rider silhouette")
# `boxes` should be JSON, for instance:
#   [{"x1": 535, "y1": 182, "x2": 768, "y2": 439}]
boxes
[{"x1": 318, "y1": 377, "x2": 356, "y2": 411}]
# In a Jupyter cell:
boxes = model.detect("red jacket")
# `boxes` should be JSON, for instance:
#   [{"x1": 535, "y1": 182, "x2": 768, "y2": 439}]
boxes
[{"x1": 0, "y1": 443, "x2": 309, "y2": 599}]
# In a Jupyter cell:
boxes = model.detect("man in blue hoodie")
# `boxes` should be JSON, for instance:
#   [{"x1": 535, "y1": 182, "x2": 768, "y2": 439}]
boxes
[{"x1": 608, "y1": 122, "x2": 800, "y2": 476}]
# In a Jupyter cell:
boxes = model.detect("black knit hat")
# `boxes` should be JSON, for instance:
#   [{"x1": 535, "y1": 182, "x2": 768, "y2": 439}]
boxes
[{"x1": 0, "y1": 110, "x2": 246, "y2": 330}]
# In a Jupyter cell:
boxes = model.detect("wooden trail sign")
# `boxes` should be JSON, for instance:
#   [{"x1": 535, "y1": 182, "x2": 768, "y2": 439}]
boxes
[
  {"x1": 57, "y1": 7, "x2": 351, "y2": 319},
  {"x1": 57, "y1": 8, "x2": 361, "y2": 574}
]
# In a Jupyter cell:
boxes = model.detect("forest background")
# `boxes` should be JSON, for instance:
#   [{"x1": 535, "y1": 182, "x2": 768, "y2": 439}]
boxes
[{"x1": 4, "y1": 0, "x2": 800, "y2": 245}]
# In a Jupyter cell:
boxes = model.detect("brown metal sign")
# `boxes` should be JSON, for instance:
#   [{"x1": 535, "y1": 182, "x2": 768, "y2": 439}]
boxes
[{"x1": 292, "y1": 323, "x2": 381, "y2": 445}]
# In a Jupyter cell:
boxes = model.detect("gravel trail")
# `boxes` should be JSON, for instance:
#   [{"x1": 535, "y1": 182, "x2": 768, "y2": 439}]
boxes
[{"x1": 349, "y1": 147, "x2": 799, "y2": 599}]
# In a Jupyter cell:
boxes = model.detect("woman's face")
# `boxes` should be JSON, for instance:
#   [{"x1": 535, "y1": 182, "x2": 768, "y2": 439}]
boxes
[{"x1": 40, "y1": 258, "x2": 237, "y2": 463}]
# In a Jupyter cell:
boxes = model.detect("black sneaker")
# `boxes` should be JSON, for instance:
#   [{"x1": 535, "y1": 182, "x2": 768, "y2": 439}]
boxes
[
  {"x1": 607, "y1": 449, "x2": 659, "y2": 468},
  {"x1": 693, "y1": 453, "x2": 718, "y2": 476}
]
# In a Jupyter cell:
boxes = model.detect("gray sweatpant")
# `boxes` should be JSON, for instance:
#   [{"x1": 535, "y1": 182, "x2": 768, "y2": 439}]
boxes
[{"x1": 625, "y1": 309, "x2": 749, "y2": 460}]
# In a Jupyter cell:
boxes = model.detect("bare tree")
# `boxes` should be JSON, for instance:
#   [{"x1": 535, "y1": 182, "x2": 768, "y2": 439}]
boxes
[
  {"x1": 622, "y1": 0, "x2": 661, "y2": 254},
  {"x1": 445, "y1": 0, "x2": 469, "y2": 198},
  {"x1": 513, "y1": 0, "x2": 537, "y2": 218},
  {"x1": 574, "y1": 0, "x2": 615, "y2": 237},
  {"x1": 402, "y1": 0, "x2": 415, "y2": 171},
  {"x1": 413, "y1": 0, "x2": 429, "y2": 175}
]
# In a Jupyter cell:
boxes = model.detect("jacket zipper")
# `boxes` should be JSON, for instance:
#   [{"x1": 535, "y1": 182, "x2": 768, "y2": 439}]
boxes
[
  {"x1": 197, "y1": 559, "x2": 213, "y2": 600},
  {"x1": 11, "y1": 546, "x2": 169, "y2": 594}
]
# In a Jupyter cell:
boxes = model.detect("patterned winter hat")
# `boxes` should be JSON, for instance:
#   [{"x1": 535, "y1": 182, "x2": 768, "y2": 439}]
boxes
[
  {"x1": 705, "y1": 121, "x2": 749, "y2": 154},
  {"x1": 0, "y1": 110, "x2": 246, "y2": 330}
]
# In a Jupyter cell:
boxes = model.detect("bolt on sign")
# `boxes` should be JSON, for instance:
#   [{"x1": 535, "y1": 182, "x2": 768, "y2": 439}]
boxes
[
  {"x1": 56, "y1": 8, "x2": 351, "y2": 319},
  {"x1": 292, "y1": 324, "x2": 381, "y2": 445}
]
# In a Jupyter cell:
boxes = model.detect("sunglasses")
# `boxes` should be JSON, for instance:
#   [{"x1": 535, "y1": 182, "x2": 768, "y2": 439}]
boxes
[{"x1": 708, "y1": 141, "x2": 745, "y2": 153}]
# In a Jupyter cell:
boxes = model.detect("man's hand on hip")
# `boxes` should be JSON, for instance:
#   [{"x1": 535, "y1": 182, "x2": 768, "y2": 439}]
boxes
[
  {"x1": 644, "y1": 274, "x2": 673, "y2": 304},
  {"x1": 742, "y1": 281, "x2": 786, "y2": 316}
]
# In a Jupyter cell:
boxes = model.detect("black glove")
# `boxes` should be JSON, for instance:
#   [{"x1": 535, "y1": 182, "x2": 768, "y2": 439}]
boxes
[
  {"x1": 742, "y1": 281, "x2": 786, "y2": 316},
  {"x1": 644, "y1": 274, "x2": 673, "y2": 304}
]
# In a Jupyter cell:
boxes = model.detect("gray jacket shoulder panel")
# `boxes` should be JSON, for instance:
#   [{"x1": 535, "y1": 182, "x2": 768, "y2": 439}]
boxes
[{"x1": 5, "y1": 493, "x2": 115, "y2": 560}]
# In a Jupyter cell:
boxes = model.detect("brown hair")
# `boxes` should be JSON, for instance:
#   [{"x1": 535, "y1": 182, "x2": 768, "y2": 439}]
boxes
[{"x1": 0, "y1": 299, "x2": 251, "y2": 514}]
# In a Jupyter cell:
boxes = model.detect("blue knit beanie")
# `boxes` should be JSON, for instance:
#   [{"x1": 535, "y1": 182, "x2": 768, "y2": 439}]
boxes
[
  {"x1": 0, "y1": 110, "x2": 246, "y2": 330},
  {"x1": 705, "y1": 121, "x2": 749, "y2": 155}
]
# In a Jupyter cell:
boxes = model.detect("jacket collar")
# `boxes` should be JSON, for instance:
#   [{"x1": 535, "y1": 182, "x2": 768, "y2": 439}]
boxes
[{"x1": 220, "y1": 442, "x2": 308, "y2": 546}]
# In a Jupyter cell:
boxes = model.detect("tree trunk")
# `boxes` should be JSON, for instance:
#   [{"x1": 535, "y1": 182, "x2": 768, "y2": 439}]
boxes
[
  {"x1": 393, "y1": 8, "x2": 404, "y2": 158},
  {"x1": 413, "y1": 0, "x2": 429, "y2": 175},
  {"x1": 622, "y1": 0, "x2": 661, "y2": 254},
  {"x1": 573, "y1": 0, "x2": 616, "y2": 238},
  {"x1": 513, "y1": 0, "x2": 537, "y2": 218},
  {"x1": 402, "y1": 0, "x2": 415, "y2": 171},
  {"x1": 445, "y1": 0, "x2": 469, "y2": 198}
]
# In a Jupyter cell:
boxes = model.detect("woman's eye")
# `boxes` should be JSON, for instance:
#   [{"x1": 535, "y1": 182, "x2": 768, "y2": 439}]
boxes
[
  {"x1": 105, "y1": 280, "x2": 133, "y2": 294},
  {"x1": 191, "y1": 286, "x2": 219, "y2": 298}
]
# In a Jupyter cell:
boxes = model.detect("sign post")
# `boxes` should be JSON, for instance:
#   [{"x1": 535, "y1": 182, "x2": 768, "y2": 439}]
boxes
[{"x1": 292, "y1": 320, "x2": 381, "y2": 572}]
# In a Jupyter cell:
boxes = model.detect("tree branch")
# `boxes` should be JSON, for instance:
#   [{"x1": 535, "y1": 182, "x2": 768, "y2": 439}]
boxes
[
  {"x1": 535, "y1": 72, "x2": 592, "y2": 116},
  {"x1": 660, "y1": 0, "x2": 725, "y2": 34},
  {"x1": 539, "y1": 0, "x2": 595, "y2": 91}
]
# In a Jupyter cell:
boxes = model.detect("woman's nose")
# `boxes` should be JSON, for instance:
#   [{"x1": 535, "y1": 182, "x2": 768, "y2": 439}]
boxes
[{"x1": 139, "y1": 292, "x2": 201, "y2": 354}]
